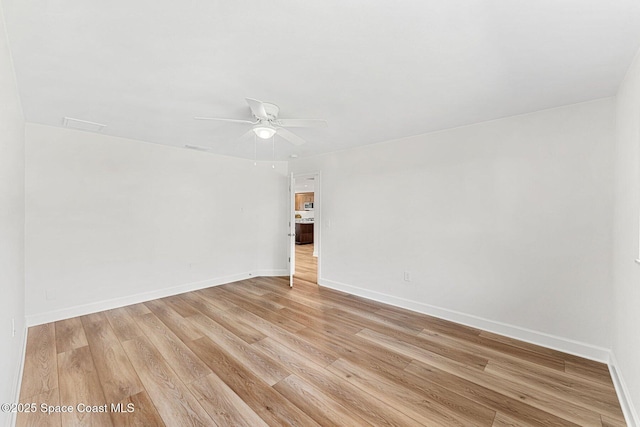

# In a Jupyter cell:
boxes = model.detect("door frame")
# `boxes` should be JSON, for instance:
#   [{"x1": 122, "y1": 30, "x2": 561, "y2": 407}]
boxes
[{"x1": 292, "y1": 171, "x2": 321, "y2": 283}]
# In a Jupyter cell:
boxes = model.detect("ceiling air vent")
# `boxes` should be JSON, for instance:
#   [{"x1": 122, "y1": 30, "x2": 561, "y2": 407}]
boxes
[
  {"x1": 185, "y1": 144, "x2": 211, "y2": 151},
  {"x1": 63, "y1": 117, "x2": 106, "y2": 132}
]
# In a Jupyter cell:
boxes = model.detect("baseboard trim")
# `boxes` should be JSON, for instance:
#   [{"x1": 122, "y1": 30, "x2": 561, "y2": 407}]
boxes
[
  {"x1": 8, "y1": 326, "x2": 27, "y2": 427},
  {"x1": 253, "y1": 269, "x2": 289, "y2": 277},
  {"x1": 318, "y1": 278, "x2": 611, "y2": 363},
  {"x1": 26, "y1": 271, "x2": 258, "y2": 326},
  {"x1": 609, "y1": 352, "x2": 639, "y2": 427}
]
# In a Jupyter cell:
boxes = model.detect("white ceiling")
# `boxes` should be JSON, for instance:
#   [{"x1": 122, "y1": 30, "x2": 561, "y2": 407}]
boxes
[
  {"x1": 295, "y1": 177, "x2": 315, "y2": 194},
  {"x1": 4, "y1": 0, "x2": 640, "y2": 160}
]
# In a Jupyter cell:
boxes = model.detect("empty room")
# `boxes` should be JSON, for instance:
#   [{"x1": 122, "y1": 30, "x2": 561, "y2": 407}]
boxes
[{"x1": 2, "y1": 1, "x2": 640, "y2": 426}]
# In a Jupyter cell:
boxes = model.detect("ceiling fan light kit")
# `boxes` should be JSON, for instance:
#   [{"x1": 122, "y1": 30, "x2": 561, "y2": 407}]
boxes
[
  {"x1": 195, "y1": 98, "x2": 326, "y2": 149},
  {"x1": 253, "y1": 125, "x2": 277, "y2": 139}
]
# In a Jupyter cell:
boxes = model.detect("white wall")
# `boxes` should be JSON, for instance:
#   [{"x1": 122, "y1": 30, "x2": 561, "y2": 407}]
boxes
[
  {"x1": 292, "y1": 98, "x2": 615, "y2": 356},
  {"x1": 25, "y1": 124, "x2": 289, "y2": 324},
  {"x1": 612, "y1": 46, "x2": 640, "y2": 424},
  {"x1": 0, "y1": 3, "x2": 25, "y2": 426}
]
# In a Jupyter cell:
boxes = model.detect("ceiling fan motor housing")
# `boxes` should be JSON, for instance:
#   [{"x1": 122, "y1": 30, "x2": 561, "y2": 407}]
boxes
[{"x1": 259, "y1": 102, "x2": 280, "y2": 121}]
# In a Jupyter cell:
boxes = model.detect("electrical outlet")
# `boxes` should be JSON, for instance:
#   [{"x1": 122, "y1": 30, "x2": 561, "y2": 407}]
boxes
[
  {"x1": 45, "y1": 289, "x2": 57, "y2": 301},
  {"x1": 404, "y1": 271, "x2": 411, "y2": 282}
]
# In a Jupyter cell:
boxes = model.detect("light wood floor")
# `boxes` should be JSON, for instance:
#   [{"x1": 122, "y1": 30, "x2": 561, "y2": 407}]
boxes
[
  {"x1": 295, "y1": 243, "x2": 317, "y2": 283},
  {"x1": 17, "y1": 248, "x2": 625, "y2": 426}
]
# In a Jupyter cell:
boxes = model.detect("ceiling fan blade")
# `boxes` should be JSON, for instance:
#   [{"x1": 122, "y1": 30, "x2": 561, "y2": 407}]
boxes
[
  {"x1": 194, "y1": 117, "x2": 256, "y2": 124},
  {"x1": 245, "y1": 98, "x2": 268, "y2": 119},
  {"x1": 277, "y1": 128, "x2": 306, "y2": 146},
  {"x1": 276, "y1": 119, "x2": 327, "y2": 128}
]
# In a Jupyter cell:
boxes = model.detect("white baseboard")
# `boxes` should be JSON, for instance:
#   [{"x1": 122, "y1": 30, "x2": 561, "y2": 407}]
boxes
[
  {"x1": 8, "y1": 326, "x2": 27, "y2": 427},
  {"x1": 318, "y1": 278, "x2": 611, "y2": 363},
  {"x1": 253, "y1": 269, "x2": 289, "y2": 277},
  {"x1": 609, "y1": 352, "x2": 639, "y2": 427},
  {"x1": 26, "y1": 271, "x2": 256, "y2": 326}
]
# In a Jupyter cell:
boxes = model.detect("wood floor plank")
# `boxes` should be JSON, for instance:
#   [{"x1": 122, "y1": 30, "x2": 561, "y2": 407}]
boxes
[
  {"x1": 55, "y1": 318, "x2": 88, "y2": 354},
  {"x1": 369, "y1": 329, "x2": 604, "y2": 426},
  {"x1": 417, "y1": 328, "x2": 624, "y2": 422},
  {"x1": 405, "y1": 359, "x2": 581, "y2": 427},
  {"x1": 479, "y1": 329, "x2": 572, "y2": 360},
  {"x1": 273, "y1": 374, "x2": 370, "y2": 427},
  {"x1": 143, "y1": 299, "x2": 204, "y2": 342},
  {"x1": 294, "y1": 243, "x2": 317, "y2": 283},
  {"x1": 363, "y1": 320, "x2": 490, "y2": 369},
  {"x1": 133, "y1": 313, "x2": 211, "y2": 384},
  {"x1": 186, "y1": 336, "x2": 321, "y2": 426},
  {"x1": 103, "y1": 307, "x2": 144, "y2": 342},
  {"x1": 228, "y1": 306, "x2": 338, "y2": 368},
  {"x1": 161, "y1": 295, "x2": 201, "y2": 318},
  {"x1": 252, "y1": 335, "x2": 423, "y2": 427},
  {"x1": 492, "y1": 412, "x2": 533, "y2": 427},
  {"x1": 296, "y1": 325, "x2": 412, "y2": 370},
  {"x1": 273, "y1": 285, "x2": 378, "y2": 319},
  {"x1": 265, "y1": 290, "x2": 366, "y2": 335},
  {"x1": 298, "y1": 322, "x2": 494, "y2": 425},
  {"x1": 19, "y1": 323, "x2": 58, "y2": 399},
  {"x1": 107, "y1": 391, "x2": 165, "y2": 427},
  {"x1": 213, "y1": 287, "x2": 306, "y2": 333},
  {"x1": 423, "y1": 330, "x2": 614, "y2": 394},
  {"x1": 122, "y1": 303, "x2": 151, "y2": 317},
  {"x1": 485, "y1": 360, "x2": 624, "y2": 420},
  {"x1": 16, "y1": 388, "x2": 62, "y2": 427},
  {"x1": 57, "y1": 346, "x2": 113, "y2": 426},
  {"x1": 82, "y1": 318, "x2": 145, "y2": 403},
  {"x1": 327, "y1": 305, "x2": 427, "y2": 337},
  {"x1": 179, "y1": 291, "x2": 234, "y2": 317},
  {"x1": 218, "y1": 285, "x2": 286, "y2": 312},
  {"x1": 331, "y1": 341, "x2": 498, "y2": 426},
  {"x1": 279, "y1": 305, "x2": 364, "y2": 336},
  {"x1": 187, "y1": 313, "x2": 289, "y2": 386},
  {"x1": 376, "y1": 306, "x2": 483, "y2": 340},
  {"x1": 121, "y1": 335, "x2": 213, "y2": 426},
  {"x1": 188, "y1": 373, "x2": 269, "y2": 427},
  {"x1": 601, "y1": 414, "x2": 628, "y2": 427},
  {"x1": 564, "y1": 359, "x2": 615, "y2": 387},
  {"x1": 327, "y1": 357, "x2": 492, "y2": 426},
  {"x1": 193, "y1": 288, "x2": 238, "y2": 311},
  {"x1": 81, "y1": 315, "x2": 120, "y2": 349},
  {"x1": 421, "y1": 328, "x2": 566, "y2": 372},
  {"x1": 357, "y1": 327, "x2": 485, "y2": 376},
  {"x1": 182, "y1": 292, "x2": 267, "y2": 344},
  {"x1": 236, "y1": 278, "x2": 273, "y2": 296},
  {"x1": 87, "y1": 341, "x2": 145, "y2": 405},
  {"x1": 439, "y1": 360, "x2": 603, "y2": 426},
  {"x1": 79, "y1": 311, "x2": 109, "y2": 326}
]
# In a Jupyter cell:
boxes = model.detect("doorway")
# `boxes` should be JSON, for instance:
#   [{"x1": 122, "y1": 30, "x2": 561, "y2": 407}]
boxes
[{"x1": 292, "y1": 172, "x2": 320, "y2": 284}]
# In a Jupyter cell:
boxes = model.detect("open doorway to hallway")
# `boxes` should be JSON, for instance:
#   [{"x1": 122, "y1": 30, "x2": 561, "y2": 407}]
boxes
[{"x1": 292, "y1": 173, "x2": 319, "y2": 284}]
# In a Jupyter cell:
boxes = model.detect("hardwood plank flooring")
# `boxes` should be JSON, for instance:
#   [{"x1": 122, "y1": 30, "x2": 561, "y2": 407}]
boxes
[
  {"x1": 122, "y1": 335, "x2": 212, "y2": 426},
  {"x1": 57, "y1": 346, "x2": 113, "y2": 426},
  {"x1": 17, "y1": 245, "x2": 626, "y2": 426},
  {"x1": 19, "y1": 323, "x2": 57, "y2": 400},
  {"x1": 82, "y1": 317, "x2": 144, "y2": 404},
  {"x1": 295, "y1": 242, "x2": 317, "y2": 283}
]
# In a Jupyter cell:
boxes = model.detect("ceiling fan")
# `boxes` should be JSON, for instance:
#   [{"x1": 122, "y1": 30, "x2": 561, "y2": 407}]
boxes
[{"x1": 195, "y1": 98, "x2": 327, "y2": 146}]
